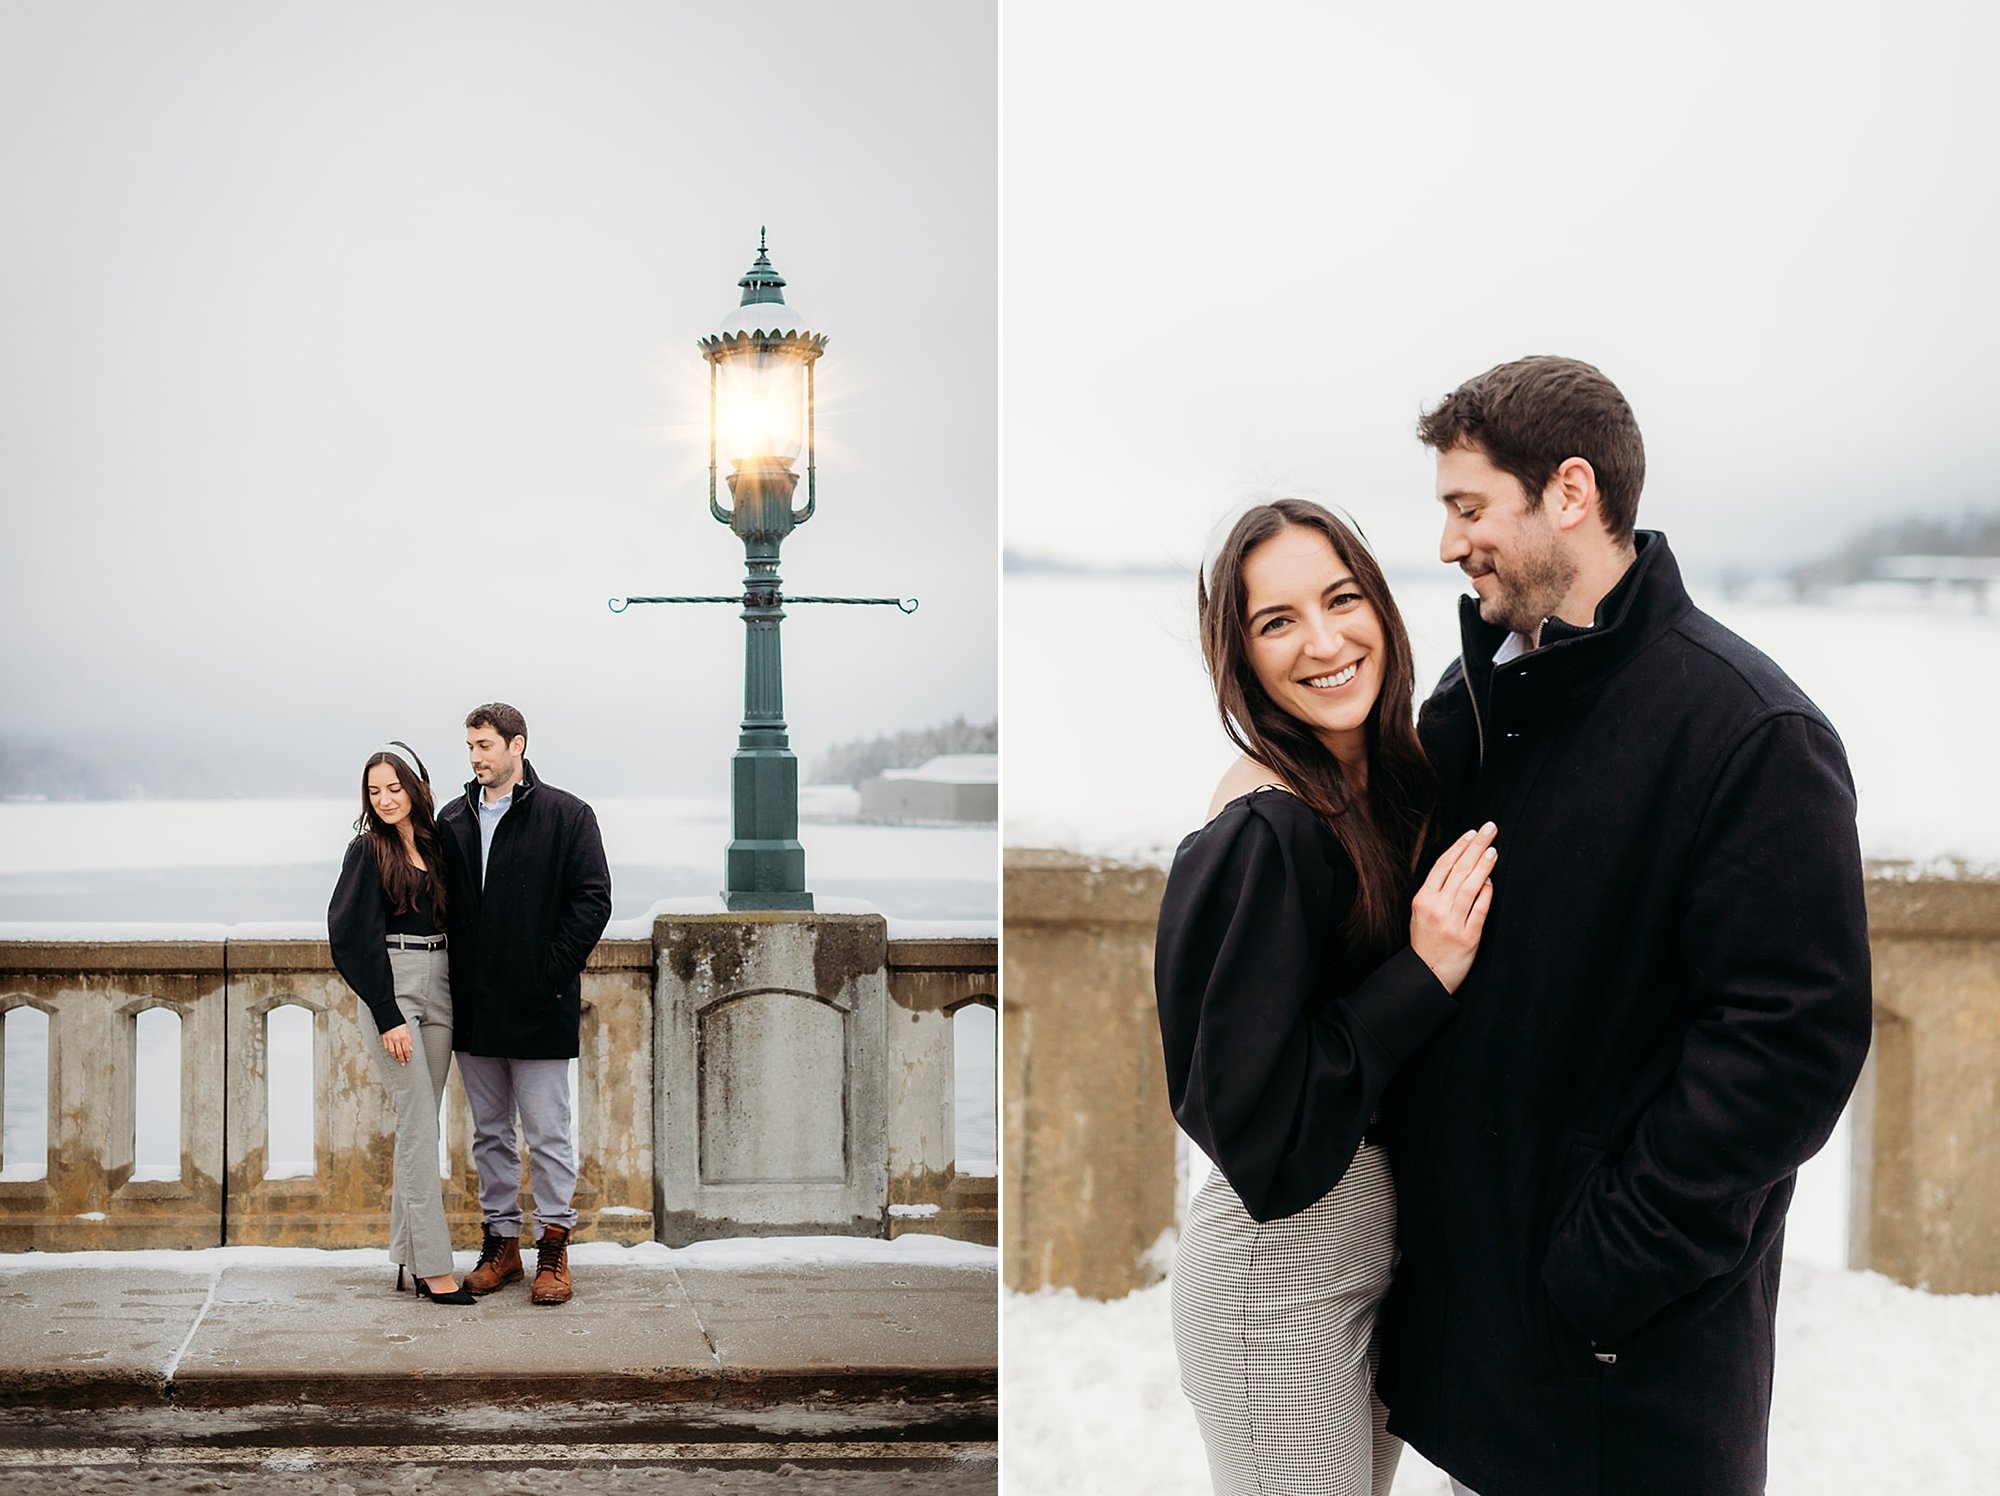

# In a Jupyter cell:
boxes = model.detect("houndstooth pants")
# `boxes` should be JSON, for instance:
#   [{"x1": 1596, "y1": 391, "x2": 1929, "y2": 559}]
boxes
[
  {"x1": 363, "y1": 947, "x2": 456, "y2": 1280},
  {"x1": 1172, "y1": 1143, "x2": 1401, "y2": 1496}
]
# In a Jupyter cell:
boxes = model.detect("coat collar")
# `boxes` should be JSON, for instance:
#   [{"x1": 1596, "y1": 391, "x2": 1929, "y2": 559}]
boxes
[
  {"x1": 1456, "y1": 531, "x2": 1693, "y2": 698},
  {"x1": 460, "y1": 757, "x2": 540, "y2": 816}
]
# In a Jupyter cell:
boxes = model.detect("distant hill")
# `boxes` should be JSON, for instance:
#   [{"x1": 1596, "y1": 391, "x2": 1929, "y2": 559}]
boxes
[
  {"x1": 1786, "y1": 508, "x2": 2000, "y2": 590},
  {"x1": 0, "y1": 739, "x2": 281, "y2": 801},
  {"x1": 1004, "y1": 547, "x2": 1187, "y2": 578},
  {"x1": 809, "y1": 716, "x2": 998, "y2": 786}
]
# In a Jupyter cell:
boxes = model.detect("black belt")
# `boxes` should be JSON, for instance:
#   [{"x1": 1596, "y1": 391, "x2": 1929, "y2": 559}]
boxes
[{"x1": 385, "y1": 933, "x2": 446, "y2": 951}]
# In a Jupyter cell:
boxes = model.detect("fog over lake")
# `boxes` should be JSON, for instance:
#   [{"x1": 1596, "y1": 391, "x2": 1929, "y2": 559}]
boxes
[{"x1": 0, "y1": 2, "x2": 997, "y2": 797}]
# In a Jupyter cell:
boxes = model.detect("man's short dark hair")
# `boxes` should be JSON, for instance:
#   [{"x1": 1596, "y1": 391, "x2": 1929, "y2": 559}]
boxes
[
  {"x1": 466, "y1": 702, "x2": 528, "y2": 747},
  {"x1": 1417, "y1": 356, "x2": 1645, "y2": 547}
]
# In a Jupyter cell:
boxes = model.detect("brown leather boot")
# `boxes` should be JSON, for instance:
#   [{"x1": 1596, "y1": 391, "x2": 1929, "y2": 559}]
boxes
[
  {"x1": 531, "y1": 1224, "x2": 573, "y2": 1306},
  {"x1": 463, "y1": 1227, "x2": 523, "y2": 1296}
]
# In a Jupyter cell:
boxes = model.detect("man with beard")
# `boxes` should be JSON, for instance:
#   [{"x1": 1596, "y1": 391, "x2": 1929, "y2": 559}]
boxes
[
  {"x1": 437, "y1": 702, "x2": 611, "y2": 1306},
  {"x1": 1376, "y1": 356, "x2": 1872, "y2": 1495}
]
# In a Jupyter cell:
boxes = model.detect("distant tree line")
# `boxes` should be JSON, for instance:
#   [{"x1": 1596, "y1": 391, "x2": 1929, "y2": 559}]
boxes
[
  {"x1": 1788, "y1": 508, "x2": 2000, "y2": 589},
  {"x1": 1, "y1": 741, "x2": 122, "y2": 799},
  {"x1": 0, "y1": 739, "x2": 281, "y2": 800},
  {"x1": 809, "y1": 716, "x2": 997, "y2": 786}
]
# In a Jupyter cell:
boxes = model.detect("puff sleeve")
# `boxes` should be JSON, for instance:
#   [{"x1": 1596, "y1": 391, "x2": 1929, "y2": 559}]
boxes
[
  {"x1": 327, "y1": 838, "x2": 404, "y2": 1035},
  {"x1": 1155, "y1": 790, "x2": 1457, "y2": 1223}
]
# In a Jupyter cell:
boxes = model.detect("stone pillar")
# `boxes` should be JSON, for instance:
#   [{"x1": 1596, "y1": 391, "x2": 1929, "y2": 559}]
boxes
[
  {"x1": 569, "y1": 938, "x2": 657, "y2": 1244},
  {"x1": 1003, "y1": 850, "x2": 1176, "y2": 1299},
  {"x1": 1852, "y1": 873, "x2": 2000, "y2": 1293},
  {"x1": 654, "y1": 912, "x2": 888, "y2": 1242},
  {"x1": 0, "y1": 937, "x2": 227, "y2": 1250}
]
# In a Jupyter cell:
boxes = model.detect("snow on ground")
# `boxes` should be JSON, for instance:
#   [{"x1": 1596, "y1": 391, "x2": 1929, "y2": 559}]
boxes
[
  {"x1": 1003, "y1": 1264, "x2": 2000, "y2": 1496},
  {"x1": 1004, "y1": 572, "x2": 2000, "y2": 871}
]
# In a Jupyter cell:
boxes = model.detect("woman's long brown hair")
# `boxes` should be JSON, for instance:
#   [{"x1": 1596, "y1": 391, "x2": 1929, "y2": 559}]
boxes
[
  {"x1": 355, "y1": 749, "x2": 449, "y2": 921},
  {"x1": 1199, "y1": 499, "x2": 1435, "y2": 955}
]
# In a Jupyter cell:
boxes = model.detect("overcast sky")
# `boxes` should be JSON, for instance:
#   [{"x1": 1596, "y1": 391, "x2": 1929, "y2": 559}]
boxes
[
  {"x1": 0, "y1": 2, "x2": 996, "y2": 795},
  {"x1": 1004, "y1": 1, "x2": 2000, "y2": 582}
]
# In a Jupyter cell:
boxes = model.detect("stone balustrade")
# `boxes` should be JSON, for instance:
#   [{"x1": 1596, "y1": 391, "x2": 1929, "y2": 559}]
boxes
[
  {"x1": 1001, "y1": 849, "x2": 2000, "y2": 1299},
  {"x1": 0, "y1": 916, "x2": 995, "y2": 1251}
]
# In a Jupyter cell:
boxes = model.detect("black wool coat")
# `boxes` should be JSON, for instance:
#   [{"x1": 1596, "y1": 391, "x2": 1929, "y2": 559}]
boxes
[
  {"x1": 1377, "y1": 533, "x2": 1872, "y2": 1496},
  {"x1": 436, "y1": 760, "x2": 612, "y2": 1060}
]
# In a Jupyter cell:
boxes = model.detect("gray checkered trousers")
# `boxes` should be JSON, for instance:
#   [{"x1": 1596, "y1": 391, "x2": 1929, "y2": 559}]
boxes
[{"x1": 1171, "y1": 1141, "x2": 1401, "y2": 1496}]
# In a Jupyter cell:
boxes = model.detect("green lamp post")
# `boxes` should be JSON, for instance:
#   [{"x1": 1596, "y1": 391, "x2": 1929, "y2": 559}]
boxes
[
  {"x1": 610, "y1": 233, "x2": 914, "y2": 911},
  {"x1": 700, "y1": 233, "x2": 827, "y2": 910}
]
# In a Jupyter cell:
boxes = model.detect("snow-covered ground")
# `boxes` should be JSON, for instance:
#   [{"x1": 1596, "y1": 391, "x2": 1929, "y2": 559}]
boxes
[
  {"x1": 1003, "y1": 1263, "x2": 2000, "y2": 1495},
  {"x1": 1001, "y1": 571, "x2": 1998, "y2": 1493}
]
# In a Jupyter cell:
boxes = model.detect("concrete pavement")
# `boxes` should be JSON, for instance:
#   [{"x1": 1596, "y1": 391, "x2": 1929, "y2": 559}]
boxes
[{"x1": 0, "y1": 1244, "x2": 997, "y2": 1451}]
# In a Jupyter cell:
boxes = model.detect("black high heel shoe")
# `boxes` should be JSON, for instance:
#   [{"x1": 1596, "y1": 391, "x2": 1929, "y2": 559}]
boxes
[
  {"x1": 397, "y1": 1266, "x2": 407, "y2": 1293},
  {"x1": 414, "y1": 1279, "x2": 477, "y2": 1306}
]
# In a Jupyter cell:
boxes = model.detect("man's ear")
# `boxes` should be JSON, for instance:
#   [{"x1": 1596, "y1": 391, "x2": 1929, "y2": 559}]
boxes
[
  {"x1": 510, "y1": 736, "x2": 527, "y2": 757},
  {"x1": 1544, "y1": 457, "x2": 1598, "y2": 534}
]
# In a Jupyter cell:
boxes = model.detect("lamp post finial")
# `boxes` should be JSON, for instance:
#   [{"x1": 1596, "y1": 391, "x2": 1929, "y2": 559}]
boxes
[{"x1": 738, "y1": 232, "x2": 787, "y2": 308}]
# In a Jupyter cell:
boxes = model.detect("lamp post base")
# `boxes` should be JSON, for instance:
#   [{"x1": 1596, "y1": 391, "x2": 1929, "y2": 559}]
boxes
[
  {"x1": 723, "y1": 746, "x2": 811, "y2": 910},
  {"x1": 722, "y1": 887, "x2": 816, "y2": 913}
]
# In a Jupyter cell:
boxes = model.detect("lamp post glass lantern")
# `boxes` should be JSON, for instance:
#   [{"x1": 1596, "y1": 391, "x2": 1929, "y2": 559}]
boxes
[{"x1": 700, "y1": 232, "x2": 828, "y2": 910}]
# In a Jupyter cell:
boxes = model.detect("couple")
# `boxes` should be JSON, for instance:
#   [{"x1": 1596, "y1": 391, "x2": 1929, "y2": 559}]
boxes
[
  {"x1": 327, "y1": 703, "x2": 612, "y2": 1309},
  {"x1": 1157, "y1": 357, "x2": 1873, "y2": 1496}
]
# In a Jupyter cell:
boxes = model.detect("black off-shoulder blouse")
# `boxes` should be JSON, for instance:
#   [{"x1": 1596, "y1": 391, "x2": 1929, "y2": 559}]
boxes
[{"x1": 1155, "y1": 788, "x2": 1458, "y2": 1223}]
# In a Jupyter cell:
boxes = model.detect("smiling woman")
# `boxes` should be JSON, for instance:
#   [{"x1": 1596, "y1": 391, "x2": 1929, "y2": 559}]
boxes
[
  {"x1": 1149, "y1": 498, "x2": 1497, "y2": 1495},
  {"x1": 1198, "y1": 500, "x2": 1434, "y2": 953}
]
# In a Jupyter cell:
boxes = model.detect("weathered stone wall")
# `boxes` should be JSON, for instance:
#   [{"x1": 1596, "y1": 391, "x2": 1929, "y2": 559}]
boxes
[
  {"x1": 1004, "y1": 851, "x2": 2000, "y2": 1300},
  {"x1": 1002, "y1": 850, "x2": 1175, "y2": 1299},
  {"x1": 0, "y1": 921, "x2": 993, "y2": 1252}
]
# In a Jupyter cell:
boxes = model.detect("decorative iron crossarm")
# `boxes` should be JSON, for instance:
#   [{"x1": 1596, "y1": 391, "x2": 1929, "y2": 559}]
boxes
[{"x1": 608, "y1": 594, "x2": 918, "y2": 613}]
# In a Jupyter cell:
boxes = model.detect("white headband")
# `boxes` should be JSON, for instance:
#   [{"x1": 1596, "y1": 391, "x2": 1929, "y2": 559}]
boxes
[{"x1": 370, "y1": 741, "x2": 429, "y2": 783}]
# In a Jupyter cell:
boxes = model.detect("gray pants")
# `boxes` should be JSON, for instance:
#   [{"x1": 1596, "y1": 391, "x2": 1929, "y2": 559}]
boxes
[
  {"x1": 363, "y1": 947, "x2": 455, "y2": 1280},
  {"x1": 456, "y1": 1052, "x2": 577, "y2": 1236},
  {"x1": 1450, "y1": 1482, "x2": 1484, "y2": 1496}
]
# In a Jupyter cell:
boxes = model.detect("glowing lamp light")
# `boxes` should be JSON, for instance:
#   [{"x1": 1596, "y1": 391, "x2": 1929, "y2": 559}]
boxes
[{"x1": 699, "y1": 230, "x2": 829, "y2": 535}]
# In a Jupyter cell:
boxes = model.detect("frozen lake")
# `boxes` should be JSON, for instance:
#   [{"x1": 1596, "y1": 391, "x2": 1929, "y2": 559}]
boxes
[
  {"x1": 0, "y1": 787, "x2": 997, "y2": 923},
  {"x1": 0, "y1": 791, "x2": 997, "y2": 1191}
]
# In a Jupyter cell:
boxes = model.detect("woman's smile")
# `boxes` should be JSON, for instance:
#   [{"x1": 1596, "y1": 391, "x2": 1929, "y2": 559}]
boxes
[{"x1": 1298, "y1": 660, "x2": 1362, "y2": 692}]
